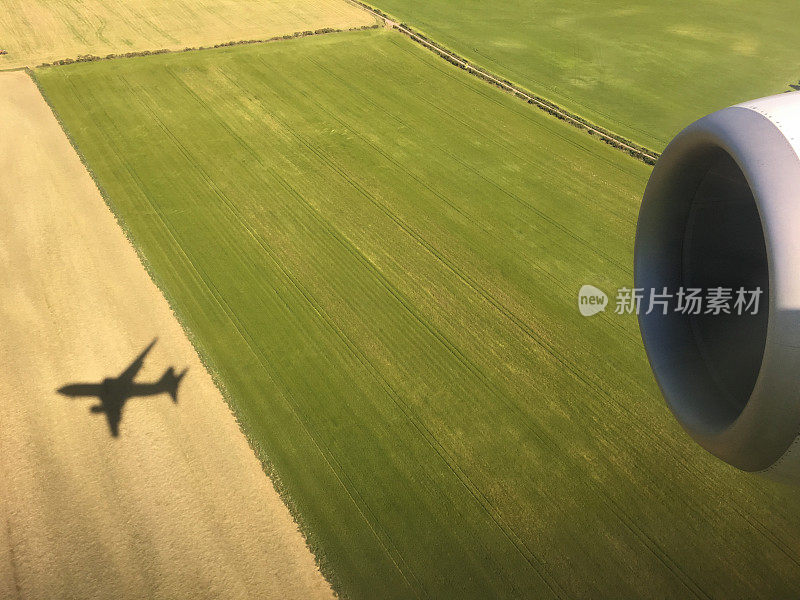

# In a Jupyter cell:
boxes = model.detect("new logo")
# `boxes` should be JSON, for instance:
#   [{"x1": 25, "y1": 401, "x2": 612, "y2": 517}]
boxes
[{"x1": 578, "y1": 285, "x2": 608, "y2": 317}]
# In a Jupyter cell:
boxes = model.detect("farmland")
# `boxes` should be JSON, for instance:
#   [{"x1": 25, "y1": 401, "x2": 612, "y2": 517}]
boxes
[
  {"x1": 365, "y1": 0, "x2": 800, "y2": 150},
  {"x1": 0, "y1": 0, "x2": 374, "y2": 69},
  {"x1": 36, "y1": 28, "x2": 800, "y2": 599},
  {"x1": 0, "y1": 70, "x2": 332, "y2": 599}
]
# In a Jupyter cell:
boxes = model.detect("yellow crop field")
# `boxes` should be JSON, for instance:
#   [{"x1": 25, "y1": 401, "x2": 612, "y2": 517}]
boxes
[
  {"x1": 0, "y1": 0, "x2": 374, "y2": 69},
  {"x1": 0, "y1": 70, "x2": 334, "y2": 599}
]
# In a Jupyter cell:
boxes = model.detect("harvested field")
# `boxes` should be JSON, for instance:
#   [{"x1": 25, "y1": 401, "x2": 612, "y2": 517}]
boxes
[
  {"x1": 0, "y1": 0, "x2": 374, "y2": 69},
  {"x1": 0, "y1": 70, "x2": 334, "y2": 600},
  {"x1": 35, "y1": 29, "x2": 800, "y2": 599}
]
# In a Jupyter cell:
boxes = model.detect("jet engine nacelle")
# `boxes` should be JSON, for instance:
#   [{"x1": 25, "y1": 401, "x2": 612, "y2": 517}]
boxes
[{"x1": 635, "y1": 92, "x2": 800, "y2": 483}]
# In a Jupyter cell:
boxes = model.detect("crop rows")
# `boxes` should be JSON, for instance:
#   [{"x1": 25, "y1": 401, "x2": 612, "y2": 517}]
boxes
[{"x1": 36, "y1": 29, "x2": 800, "y2": 599}]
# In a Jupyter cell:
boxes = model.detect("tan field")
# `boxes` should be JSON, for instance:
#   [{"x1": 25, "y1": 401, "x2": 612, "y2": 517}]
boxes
[
  {"x1": 0, "y1": 70, "x2": 335, "y2": 600},
  {"x1": 0, "y1": 0, "x2": 374, "y2": 69}
]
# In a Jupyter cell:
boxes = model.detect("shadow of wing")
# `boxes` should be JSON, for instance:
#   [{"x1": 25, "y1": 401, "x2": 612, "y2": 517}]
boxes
[{"x1": 117, "y1": 338, "x2": 157, "y2": 384}]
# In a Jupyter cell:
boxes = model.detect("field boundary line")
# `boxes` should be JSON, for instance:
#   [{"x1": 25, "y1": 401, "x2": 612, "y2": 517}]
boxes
[
  {"x1": 32, "y1": 24, "x2": 380, "y2": 69},
  {"x1": 347, "y1": 0, "x2": 659, "y2": 165},
  {"x1": 24, "y1": 67, "x2": 360, "y2": 597}
]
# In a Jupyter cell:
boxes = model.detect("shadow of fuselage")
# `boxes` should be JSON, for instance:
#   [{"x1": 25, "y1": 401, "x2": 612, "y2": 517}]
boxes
[{"x1": 57, "y1": 339, "x2": 186, "y2": 437}]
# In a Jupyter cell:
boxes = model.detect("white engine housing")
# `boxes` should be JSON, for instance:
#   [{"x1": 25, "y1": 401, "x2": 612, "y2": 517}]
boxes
[{"x1": 635, "y1": 92, "x2": 800, "y2": 482}]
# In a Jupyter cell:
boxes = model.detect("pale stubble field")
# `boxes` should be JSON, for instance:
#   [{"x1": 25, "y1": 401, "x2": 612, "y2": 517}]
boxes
[{"x1": 0, "y1": 70, "x2": 335, "y2": 600}]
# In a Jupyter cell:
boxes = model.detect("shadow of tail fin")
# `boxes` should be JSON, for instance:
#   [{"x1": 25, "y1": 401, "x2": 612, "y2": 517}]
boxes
[{"x1": 161, "y1": 367, "x2": 188, "y2": 403}]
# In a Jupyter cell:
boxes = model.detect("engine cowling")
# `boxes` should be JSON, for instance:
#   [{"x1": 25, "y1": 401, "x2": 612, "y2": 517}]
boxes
[{"x1": 635, "y1": 92, "x2": 800, "y2": 482}]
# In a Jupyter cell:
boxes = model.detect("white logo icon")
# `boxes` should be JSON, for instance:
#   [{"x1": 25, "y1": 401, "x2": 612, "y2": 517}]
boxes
[{"x1": 578, "y1": 285, "x2": 608, "y2": 317}]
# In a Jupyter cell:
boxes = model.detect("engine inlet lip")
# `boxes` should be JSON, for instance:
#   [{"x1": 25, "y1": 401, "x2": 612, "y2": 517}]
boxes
[{"x1": 635, "y1": 101, "x2": 800, "y2": 473}]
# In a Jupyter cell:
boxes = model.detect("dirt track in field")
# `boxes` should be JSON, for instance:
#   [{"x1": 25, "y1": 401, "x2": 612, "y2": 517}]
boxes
[{"x1": 0, "y1": 70, "x2": 334, "y2": 600}]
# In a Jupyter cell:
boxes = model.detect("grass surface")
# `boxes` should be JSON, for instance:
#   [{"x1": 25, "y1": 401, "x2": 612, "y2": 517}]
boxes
[
  {"x1": 366, "y1": 0, "x2": 800, "y2": 150},
  {"x1": 36, "y1": 29, "x2": 800, "y2": 599},
  {"x1": 0, "y1": 0, "x2": 373, "y2": 69}
]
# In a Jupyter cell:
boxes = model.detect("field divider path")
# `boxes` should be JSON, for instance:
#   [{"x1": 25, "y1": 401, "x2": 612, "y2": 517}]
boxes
[
  {"x1": 347, "y1": 0, "x2": 659, "y2": 165},
  {"x1": 32, "y1": 24, "x2": 381, "y2": 69}
]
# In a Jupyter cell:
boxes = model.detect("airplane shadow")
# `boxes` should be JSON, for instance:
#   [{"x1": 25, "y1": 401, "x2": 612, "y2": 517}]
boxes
[{"x1": 57, "y1": 339, "x2": 187, "y2": 437}]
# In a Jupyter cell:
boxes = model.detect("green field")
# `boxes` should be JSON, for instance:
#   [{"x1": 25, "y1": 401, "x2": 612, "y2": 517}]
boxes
[
  {"x1": 37, "y1": 29, "x2": 800, "y2": 599},
  {"x1": 366, "y1": 0, "x2": 800, "y2": 150}
]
